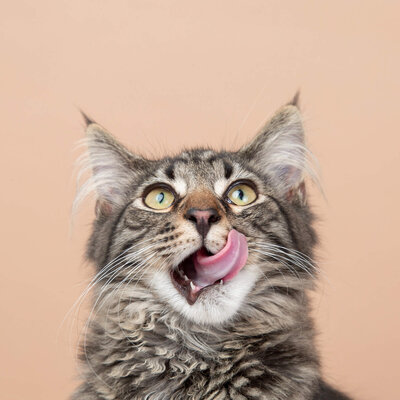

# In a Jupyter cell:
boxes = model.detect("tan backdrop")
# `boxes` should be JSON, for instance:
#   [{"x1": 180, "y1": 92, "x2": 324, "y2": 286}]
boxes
[{"x1": 1, "y1": 1, "x2": 399, "y2": 399}]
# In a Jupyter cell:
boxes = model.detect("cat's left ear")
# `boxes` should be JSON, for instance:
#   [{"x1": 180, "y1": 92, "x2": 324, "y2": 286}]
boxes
[{"x1": 239, "y1": 103, "x2": 310, "y2": 202}]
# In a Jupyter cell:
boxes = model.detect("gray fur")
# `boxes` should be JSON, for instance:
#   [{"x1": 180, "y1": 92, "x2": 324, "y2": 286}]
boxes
[{"x1": 72, "y1": 104, "x2": 351, "y2": 399}]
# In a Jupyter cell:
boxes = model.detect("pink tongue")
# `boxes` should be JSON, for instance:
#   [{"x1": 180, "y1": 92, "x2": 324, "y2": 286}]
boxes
[{"x1": 193, "y1": 229, "x2": 248, "y2": 288}]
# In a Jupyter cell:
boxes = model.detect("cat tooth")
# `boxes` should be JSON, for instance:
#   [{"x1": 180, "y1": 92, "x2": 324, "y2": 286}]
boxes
[
  {"x1": 189, "y1": 281, "x2": 201, "y2": 294},
  {"x1": 219, "y1": 279, "x2": 223, "y2": 285}
]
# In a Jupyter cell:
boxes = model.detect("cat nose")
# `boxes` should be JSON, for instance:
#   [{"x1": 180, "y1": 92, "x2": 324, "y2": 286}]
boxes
[{"x1": 184, "y1": 208, "x2": 221, "y2": 238}]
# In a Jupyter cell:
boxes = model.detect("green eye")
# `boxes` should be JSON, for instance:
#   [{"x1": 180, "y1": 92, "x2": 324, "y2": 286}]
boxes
[
  {"x1": 144, "y1": 187, "x2": 175, "y2": 210},
  {"x1": 227, "y1": 183, "x2": 257, "y2": 206}
]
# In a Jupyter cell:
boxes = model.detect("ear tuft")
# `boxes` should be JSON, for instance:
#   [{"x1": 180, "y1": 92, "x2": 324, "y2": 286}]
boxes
[
  {"x1": 287, "y1": 91, "x2": 300, "y2": 107},
  {"x1": 79, "y1": 109, "x2": 96, "y2": 127},
  {"x1": 240, "y1": 104, "x2": 317, "y2": 200}
]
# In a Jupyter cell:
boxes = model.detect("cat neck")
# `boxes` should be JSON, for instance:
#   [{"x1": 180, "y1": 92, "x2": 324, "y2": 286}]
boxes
[{"x1": 93, "y1": 281, "x2": 314, "y2": 359}]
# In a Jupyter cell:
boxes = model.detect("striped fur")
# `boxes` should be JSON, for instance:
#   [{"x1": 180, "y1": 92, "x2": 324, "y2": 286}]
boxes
[{"x1": 72, "y1": 105, "x2": 351, "y2": 399}]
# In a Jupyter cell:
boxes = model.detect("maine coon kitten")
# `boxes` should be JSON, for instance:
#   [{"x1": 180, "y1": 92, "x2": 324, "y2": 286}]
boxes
[{"x1": 72, "y1": 99, "x2": 351, "y2": 400}]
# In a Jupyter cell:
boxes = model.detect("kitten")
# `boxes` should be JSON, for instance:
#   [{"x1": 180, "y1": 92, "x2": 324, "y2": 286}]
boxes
[{"x1": 72, "y1": 99, "x2": 351, "y2": 399}]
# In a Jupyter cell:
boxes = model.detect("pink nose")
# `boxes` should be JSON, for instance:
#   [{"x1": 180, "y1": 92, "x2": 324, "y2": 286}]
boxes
[{"x1": 184, "y1": 208, "x2": 221, "y2": 237}]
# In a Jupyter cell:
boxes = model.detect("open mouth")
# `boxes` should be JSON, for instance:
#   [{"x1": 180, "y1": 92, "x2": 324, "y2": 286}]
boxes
[{"x1": 171, "y1": 229, "x2": 248, "y2": 305}]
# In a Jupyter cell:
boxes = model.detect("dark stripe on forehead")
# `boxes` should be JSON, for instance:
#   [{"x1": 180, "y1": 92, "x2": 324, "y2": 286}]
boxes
[
  {"x1": 164, "y1": 157, "x2": 189, "y2": 179},
  {"x1": 223, "y1": 160, "x2": 233, "y2": 179},
  {"x1": 165, "y1": 164, "x2": 175, "y2": 180},
  {"x1": 207, "y1": 155, "x2": 217, "y2": 164}
]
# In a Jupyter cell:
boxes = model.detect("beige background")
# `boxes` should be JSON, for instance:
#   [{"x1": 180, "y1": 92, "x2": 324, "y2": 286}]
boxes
[{"x1": 1, "y1": 1, "x2": 399, "y2": 399}]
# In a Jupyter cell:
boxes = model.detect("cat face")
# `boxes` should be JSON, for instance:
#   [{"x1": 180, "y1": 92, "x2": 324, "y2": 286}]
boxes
[{"x1": 76, "y1": 104, "x2": 317, "y2": 325}]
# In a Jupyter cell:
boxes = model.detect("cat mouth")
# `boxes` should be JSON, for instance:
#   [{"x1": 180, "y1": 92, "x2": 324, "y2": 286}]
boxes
[{"x1": 170, "y1": 229, "x2": 248, "y2": 305}]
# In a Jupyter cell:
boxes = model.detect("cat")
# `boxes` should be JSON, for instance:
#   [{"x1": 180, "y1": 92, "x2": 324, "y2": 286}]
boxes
[{"x1": 72, "y1": 98, "x2": 351, "y2": 400}]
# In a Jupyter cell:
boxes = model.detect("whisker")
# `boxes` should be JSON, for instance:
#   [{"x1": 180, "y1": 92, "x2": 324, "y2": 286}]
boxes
[
  {"x1": 61, "y1": 238, "x2": 156, "y2": 340},
  {"x1": 252, "y1": 240, "x2": 315, "y2": 264},
  {"x1": 113, "y1": 254, "x2": 170, "y2": 346},
  {"x1": 252, "y1": 249, "x2": 306, "y2": 281},
  {"x1": 74, "y1": 241, "x2": 158, "y2": 389},
  {"x1": 61, "y1": 247, "x2": 136, "y2": 348},
  {"x1": 252, "y1": 241, "x2": 317, "y2": 278},
  {"x1": 102, "y1": 250, "x2": 157, "y2": 315},
  {"x1": 79, "y1": 258, "x2": 157, "y2": 388},
  {"x1": 85, "y1": 243, "x2": 158, "y2": 328}
]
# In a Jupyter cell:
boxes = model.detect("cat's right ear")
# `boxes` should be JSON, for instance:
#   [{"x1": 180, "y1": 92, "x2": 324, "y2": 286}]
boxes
[{"x1": 74, "y1": 115, "x2": 145, "y2": 216}]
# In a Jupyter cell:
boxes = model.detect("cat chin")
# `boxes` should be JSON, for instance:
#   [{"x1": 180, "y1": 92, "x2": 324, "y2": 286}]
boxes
[{"x1": 150, "y1": 265, "x2": 260, "y2": 326}]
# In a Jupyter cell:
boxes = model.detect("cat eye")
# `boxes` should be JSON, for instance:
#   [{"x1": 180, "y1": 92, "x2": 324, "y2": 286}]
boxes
[
  {"x1": 144, "y1": 185, "x2": 176, "y2": 210},
  {"x1": 226, "y1": 182, "x2": 257, "y2": 206}
]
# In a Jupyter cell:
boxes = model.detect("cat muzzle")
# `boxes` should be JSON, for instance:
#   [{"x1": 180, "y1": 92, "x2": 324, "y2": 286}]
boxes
[{"x1": 171, "y1": 229, "x2": 248, "y2": 304}]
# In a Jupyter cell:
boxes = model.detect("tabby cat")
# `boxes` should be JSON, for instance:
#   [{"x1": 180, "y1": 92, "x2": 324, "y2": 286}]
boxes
[{"x1": 72, "y1": 99, "x2": 351, "y2": 399}]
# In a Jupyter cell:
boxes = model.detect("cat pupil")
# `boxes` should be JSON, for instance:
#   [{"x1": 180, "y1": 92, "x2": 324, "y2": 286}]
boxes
[
  {"x1": 236, "y1": 189, "x2": 244, "y2": 201},
  {"x1": 156, "y1": 192, "x2": 165, "y2": 204}
]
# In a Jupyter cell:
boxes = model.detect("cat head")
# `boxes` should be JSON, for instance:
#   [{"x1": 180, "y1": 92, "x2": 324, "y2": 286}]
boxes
[{"x1": 76, "y1": 101, "x2": 317, "y2": 326}]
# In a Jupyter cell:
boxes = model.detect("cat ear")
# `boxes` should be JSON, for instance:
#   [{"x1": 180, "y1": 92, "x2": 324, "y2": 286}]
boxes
[
  {"x1": 240, "y1": 104, "x2": 312, "y2": 201},
  {"x1": 74, "y1": 115, "x2": 144, "y2": 215}
]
